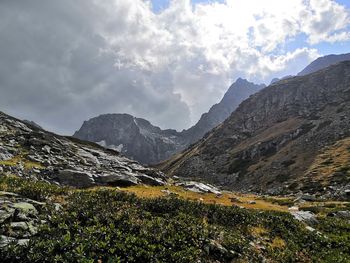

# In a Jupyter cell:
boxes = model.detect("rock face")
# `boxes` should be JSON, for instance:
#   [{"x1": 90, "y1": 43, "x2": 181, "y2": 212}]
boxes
[
  {"x1": 0, "y1": 112, "x2": 166, "y2": 188},
  {"x1": 298, "y1": 53, "x2": 350, "y2": 76},
  {"x1": 74, "y1": 79, "x2": 264, "y2": 164},
  {"x1": 159, "y1": 61, "x2": 350, "y2": 195}
]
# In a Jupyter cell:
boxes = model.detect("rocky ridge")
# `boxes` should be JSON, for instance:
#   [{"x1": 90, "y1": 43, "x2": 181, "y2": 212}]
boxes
[
  {"x1": 298, "y1": 52, "x2": 350, "y2": 76},
  {"x1": 159, "y1": 61, "x2": 350, "y2": 197},
  {"x1": 0, "y1": 112, "x2": 166, "y2": 188}
]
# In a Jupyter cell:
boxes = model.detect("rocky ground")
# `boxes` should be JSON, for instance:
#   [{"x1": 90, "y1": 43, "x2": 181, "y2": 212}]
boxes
[
  {"x1": 0, "y1": 191, "x2": 46, "y2": 248},
  {"x1": 0, "y1": 111, "x2": 167, "y2": 188}
]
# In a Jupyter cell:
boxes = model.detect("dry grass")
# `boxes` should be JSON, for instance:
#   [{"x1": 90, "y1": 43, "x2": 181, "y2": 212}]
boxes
[
  {"x1": 250, "y1": 226, "x2": 268, "y2": 237},
  {"x1": 0, "y1": 155, "x2": 44, "y2": 170},
  {"x1": 305, "y1": 138, "x2": 350, "y2": 184},
  {"x1": 118, "y1": 185, "x2": 289, "y2": 212},
  {"x1": 270, "y1": 237, "x2": 286, "y2": 249}
]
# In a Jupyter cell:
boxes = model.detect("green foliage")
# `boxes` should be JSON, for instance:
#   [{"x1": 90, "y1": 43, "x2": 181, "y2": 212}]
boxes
[
  {"x1": 0, "y1": 178, "x2": 349, "y2": 262},
  {"x1": 0, "y1": 176, "x2": 70, "y2": 201}
]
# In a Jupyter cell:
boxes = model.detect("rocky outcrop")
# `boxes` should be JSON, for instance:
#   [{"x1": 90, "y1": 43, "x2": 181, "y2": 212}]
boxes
[
  {"x1": 159, "y1": 61, "x2": 350, "y2": 195},
  {"x1": 74, "y1": 79, "x2": 264, "y2": 164},
  {"x1": 298, "y1": 53, "x2": 350, "y2": 76},
  {"x1": 0, "y1": 112, "x2": 166, "y2": 188}
]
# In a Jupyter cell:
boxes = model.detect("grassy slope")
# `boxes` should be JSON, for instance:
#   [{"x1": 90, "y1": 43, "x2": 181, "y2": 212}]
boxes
[{"x1": 0, "y1": 176, "x2": 349, "y2": 262}]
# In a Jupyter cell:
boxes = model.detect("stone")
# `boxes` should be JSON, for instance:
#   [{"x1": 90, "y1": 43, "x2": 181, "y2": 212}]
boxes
[
  {"x1": 291, "y1": 211, "x2": 318, "y2": 225},
  {"x1": 42, "y1": 145, "x2": 51, "y2": 154},
  {"x1": 176, "y1": 181, "x2": 222, "y2": 195},
  {"x1": 10, "y1": 222, "x2": 29, "y2": 232},
  {"x1": 135, "y1": 174, "x2": 166, "y2": 186},
  {"x1": 0, "y1": 210, "x2": 12, "y2": 223},
  {"x1": 13, "y1": 202, "x2": 38, "y2": 215},
  {"x1": 328, "y1": 211, "x2": 350, "y2": 219},
  {"x1": 95, "y1": 173, "x2": 139, "y2": 186},
  {"x1": 0, "y1": 235, "x2": 16, "y2": 248},
  {"x1": 55, "y1": 169, "x2": 95, "y2": 188}
]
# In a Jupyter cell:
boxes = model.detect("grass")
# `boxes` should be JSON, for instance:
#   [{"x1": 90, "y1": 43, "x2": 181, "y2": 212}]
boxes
[
  {"x1": 0, "y1": 154, "x2": 44, "y2": 170},
  {"x1": 1, "y1": 176, "x2": 350, "y2": 262},
  {"x1": 305, "y1": 138, "x2": 350, "y2": 184},
  {"x1": 118, "y1": 185, "x2": 289, "y2": 212}
]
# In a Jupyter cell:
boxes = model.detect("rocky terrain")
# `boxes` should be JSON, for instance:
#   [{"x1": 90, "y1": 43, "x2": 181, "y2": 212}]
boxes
[
  {"x1": 74, "y1": 78, "x2": 264, "y2": 164},
  {"x1": 298, "y1": 52, "x2": 350, "y2": 76},
  {"x1": 0, "y1": 111, "x2": 167, "y2": 188},
  {"x1": 159, "y1": 61, "x2": 350, "y2": 197}
]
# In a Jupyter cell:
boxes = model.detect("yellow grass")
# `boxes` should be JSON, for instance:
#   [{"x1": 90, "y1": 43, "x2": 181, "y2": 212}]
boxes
[
  {"x1": 0, "y1": 155, "x2": 44, "y2": 170},
  {"x1": 306, "y1": 138, "x2": 350, "y2": 183},
  {"x1": 118, "y1": 185, "x2": 289, "y2": 212},
  {"x1": 250, "y1": 226, "x2": 268, "y2": 237},
  {"x1": 270, "y1": 237, "x2": 286, "y2": 249}
]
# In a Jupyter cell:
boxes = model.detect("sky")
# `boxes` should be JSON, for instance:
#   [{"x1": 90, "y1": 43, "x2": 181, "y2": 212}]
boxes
[{"x1": 0, "y1": 0, "x2": 349, "y2": 135}]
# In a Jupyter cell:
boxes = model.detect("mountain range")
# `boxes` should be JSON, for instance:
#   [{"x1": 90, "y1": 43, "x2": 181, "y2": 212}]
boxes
[
  {"x1": 159, "y1": 61, "x2": 350, "y2": 196},
  {"x1": 74, "y1": 78, "x2": 264, "y2": 164}
]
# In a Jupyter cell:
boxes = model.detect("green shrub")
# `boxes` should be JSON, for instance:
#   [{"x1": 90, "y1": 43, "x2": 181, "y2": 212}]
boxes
[
  {"x1": 1, "y1": 180, "x2": 349, "y2": 262},
  {"x1": 0, "y1": 176, "x2": 70, "y2": 201}
]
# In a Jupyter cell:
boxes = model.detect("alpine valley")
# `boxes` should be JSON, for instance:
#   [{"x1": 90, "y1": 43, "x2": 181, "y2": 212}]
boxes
[{"x1": 1, "y1": 47, "x2": 350, "y2": 262}]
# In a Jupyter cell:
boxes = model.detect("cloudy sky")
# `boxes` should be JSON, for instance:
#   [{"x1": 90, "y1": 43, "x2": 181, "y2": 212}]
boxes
[{"x1": 0, "y1": 0, "x2": 349, "y2": 135}]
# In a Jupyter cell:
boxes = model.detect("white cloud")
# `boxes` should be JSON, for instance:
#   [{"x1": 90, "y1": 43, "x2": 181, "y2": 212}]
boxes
[{"x1": 0, "y1": 0, "x2": 348, "y2": 134}]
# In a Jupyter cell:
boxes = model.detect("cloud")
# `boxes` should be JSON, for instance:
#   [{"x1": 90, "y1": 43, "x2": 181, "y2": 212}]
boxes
[{"x1": 0, "y1": 0, "x2": 348, "y2": 134}]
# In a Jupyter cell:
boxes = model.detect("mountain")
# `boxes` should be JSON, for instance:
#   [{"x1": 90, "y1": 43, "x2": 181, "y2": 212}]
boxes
[
  {"x1": 73, "y1": 113, "x2": 186, "y2": 164},
  {"x1": 181, "y1": 78, "x2": 265, "y2": 144},
  {"x1": 159, "y1": 61, "x2": 350, "y2": 196},
  {"x1": 74, "y1": 79, "x2": 264, "y2": 164},
  {"x1": 0, "y1": 111, "x2": 166, "y2": 188},
  {"x1": 298, "y1": 53, "x2": 350, "y2": 76}
]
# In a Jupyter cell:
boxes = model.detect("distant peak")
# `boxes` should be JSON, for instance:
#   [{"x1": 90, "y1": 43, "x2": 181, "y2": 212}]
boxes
[{"x1": 235, "y1": 77, "x2": 248, "y2": 83}]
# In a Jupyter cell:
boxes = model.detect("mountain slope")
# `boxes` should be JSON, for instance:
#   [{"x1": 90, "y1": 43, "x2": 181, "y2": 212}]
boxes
[
  {"x1": 298, "y1": 53, "x2": 350, "y2": 76},
  {"x1": 182, "y1": 78, "x2": 265, "y2": 144},
  {"x1": 74, "y1": 79, "x2": 264, "y2": 164},
  {"x1": 159, "y1": 61, "x2": 350, "y2": 195},
  {"x1": 0, "y1": 112, "x2": 166, "y2": 188}
]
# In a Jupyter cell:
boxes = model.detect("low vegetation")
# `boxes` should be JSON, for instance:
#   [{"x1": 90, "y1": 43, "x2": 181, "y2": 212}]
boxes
[{"x1": 0, "y1": 177, "x2": 350, "y2": 262}]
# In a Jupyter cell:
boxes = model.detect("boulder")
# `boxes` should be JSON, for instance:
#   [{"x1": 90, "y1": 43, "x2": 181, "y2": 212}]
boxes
[
  {"x1": 176, "y1": 181, "x2": 222, "y2": 195},
  {"x1": 291, "y1": 211, "x2": 318, "y2": 225},
  {"x1": 328, "y1": 211, "x2": 350, "y2": 219},
  {"x1": 95, "y1": 173, "x2": 139, "y2": 186},
  {"x1": 135, "y1": 174, "x2": 166, "y2": 186},
  {"x1": 55, "y1": 169, "x2": 95, "y2": 188}
]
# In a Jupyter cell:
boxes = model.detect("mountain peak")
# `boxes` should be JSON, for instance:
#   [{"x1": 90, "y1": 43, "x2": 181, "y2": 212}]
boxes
[{"x1": 298, "y1": 52, "x2": 350, "y2": 76}]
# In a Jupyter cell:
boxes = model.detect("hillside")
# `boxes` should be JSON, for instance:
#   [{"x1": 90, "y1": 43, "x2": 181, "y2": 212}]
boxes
[
  {"x1": 0, "y1": 111, "x2": 166, "y2": 188},
  {"x1": 159, "y1": 61, "x2": 350, "y2": 196}
]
